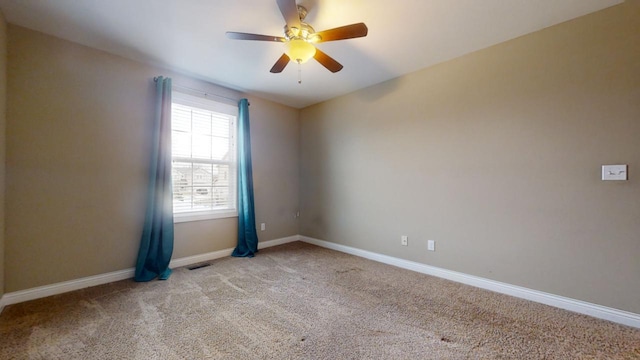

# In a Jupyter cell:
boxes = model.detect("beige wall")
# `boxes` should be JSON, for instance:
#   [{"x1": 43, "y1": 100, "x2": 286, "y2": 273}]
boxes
[
  {"x1": 0, "y1": 11, "x2": 7, "y2": 299},
  {"x1": 5, "y1": 25, "x2": 300, "y2": 292},
  {"x1": 300, "y1": 2, "x2": 640, "y2": 314},
  {"x1": 248, "y1": 96, "x2": 300, "y2": 242}
]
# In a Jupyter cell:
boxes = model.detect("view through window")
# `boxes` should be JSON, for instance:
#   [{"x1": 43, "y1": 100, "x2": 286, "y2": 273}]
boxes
[{"x1": 171, "y1": 91, "x2": 237, "y2": 222}]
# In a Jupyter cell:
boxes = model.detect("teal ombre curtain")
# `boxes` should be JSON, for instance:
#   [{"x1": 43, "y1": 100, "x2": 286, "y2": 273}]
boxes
[
  {"x1": 232, "y1": 99, "x2": 259, "y2": 257},
  {"x1": 135, "y1": 76, "x2": 174, "y2": 281}
]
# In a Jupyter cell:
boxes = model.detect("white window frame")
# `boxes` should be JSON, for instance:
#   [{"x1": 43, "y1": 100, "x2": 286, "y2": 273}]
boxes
[{"x1": 171, "y1": 91, "x2": 238, "y2": 223}]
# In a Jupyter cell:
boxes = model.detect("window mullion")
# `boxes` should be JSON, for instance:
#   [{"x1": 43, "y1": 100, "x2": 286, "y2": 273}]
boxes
[{"x1": 172, "y1": 157, "x2": 231, "y2": 166}]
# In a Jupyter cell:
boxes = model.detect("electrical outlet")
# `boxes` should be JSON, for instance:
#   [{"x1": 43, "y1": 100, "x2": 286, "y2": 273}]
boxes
[
  {"x1": 427, "y1": 240, "x2": 435, "y2": 251},
  {"x1": 260, "y1": 223, "x2": 266, "y2": 231},
  {"x1": 602, "y1": 164, "x2": 627, "y2": 181},
  {"x1": 401, "y1": 235, "x2": 408, "y2": 246}
]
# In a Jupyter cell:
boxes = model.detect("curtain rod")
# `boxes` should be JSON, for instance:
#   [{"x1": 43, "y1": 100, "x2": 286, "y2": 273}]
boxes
[{"x1": 153, "y1": 77, "x2": 248, "y2": 106}]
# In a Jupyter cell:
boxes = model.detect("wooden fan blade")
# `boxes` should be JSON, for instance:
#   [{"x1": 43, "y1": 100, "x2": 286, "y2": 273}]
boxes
[
  {"x1": 313, "y1": 49, "x2": 343, "y2": 73},
  {"x1": 276, "y1": 0, "x2": 301, "y2": 31},
  {"x1": 226, "y1": 32, "x2": 285, "y2": 42},
  {"x1": 270, "y1": 54, "x2": 291, "y2": 73},
  {"x1": 315, "y1": 23, "x2": 368, "y2": 43}
]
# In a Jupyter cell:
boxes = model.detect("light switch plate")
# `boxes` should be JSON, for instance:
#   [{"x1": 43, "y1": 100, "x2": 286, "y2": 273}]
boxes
[{"x1": 602, "y1": 165, "x2": 627, "y2": 181}]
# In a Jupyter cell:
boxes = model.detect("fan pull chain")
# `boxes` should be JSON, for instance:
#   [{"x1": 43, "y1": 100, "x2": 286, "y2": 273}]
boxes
[{"x1": 297, "y1": 61, "x2": 302, "y2": 84}]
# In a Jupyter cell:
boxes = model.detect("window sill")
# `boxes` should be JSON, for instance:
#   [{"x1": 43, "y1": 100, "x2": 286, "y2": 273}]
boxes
[{"x1": 174, "y1": 210, "x2": 238, "y2": 223}]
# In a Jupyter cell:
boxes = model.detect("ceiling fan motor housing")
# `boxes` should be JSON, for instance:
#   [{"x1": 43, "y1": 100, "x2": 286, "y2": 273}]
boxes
[
  {"x1": 283, "y1": 6, "x2": 321, "y2": 42},
  {"x1": 284, "y1": 22, "x2": 320, "y2": 42}
]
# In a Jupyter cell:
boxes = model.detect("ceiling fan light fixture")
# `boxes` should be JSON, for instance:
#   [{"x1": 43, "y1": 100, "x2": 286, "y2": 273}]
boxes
[
  {"x1": 285, "y1": 39, "x2": 316, "y2": 63},
  {"x1": 226, "y1": 0, "x2": 368, "y2": 74}
]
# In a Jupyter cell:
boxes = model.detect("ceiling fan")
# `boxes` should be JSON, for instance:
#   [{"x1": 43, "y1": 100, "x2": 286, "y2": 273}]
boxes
[{"x1": 225, "y1": 0, "x2": 368, "y2": 77}]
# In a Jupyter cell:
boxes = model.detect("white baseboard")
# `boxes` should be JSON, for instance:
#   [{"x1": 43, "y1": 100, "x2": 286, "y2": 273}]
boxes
[
  {"x1": 4, "y1": 234, "x2": 636, "y2": 329},
  {"x1": 169, "y1": 235, "x2": 299, "y2": 268},
  {"x1": 0, "y1": 235, "x2": 300, "y2": 311},
  {"x1": 258, "y1": 235, "x2": 301, "y2": 249},
  {"x1": 0, "y1": 268, "x2": 135, "y2": 309},
  {"x1": 300, "y1": 235, "x2": 640, "y2": 329},
  {"x1": 169, "y1": 248, "x2": 233, "y2": 269}
]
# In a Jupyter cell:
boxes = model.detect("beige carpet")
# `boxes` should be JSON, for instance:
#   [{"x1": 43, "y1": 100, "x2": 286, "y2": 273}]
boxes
[{"x1": 1, "y1": 241, "x2": 639, "y2": 359}]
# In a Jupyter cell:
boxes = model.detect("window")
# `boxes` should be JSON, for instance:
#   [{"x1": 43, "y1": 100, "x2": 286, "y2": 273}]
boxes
[{"x1": 171, "y1": 91, "x2": 237, "y2": 222}]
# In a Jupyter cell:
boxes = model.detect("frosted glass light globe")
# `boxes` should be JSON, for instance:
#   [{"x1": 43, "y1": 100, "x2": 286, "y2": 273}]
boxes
[{"x1": 286, "y1": 39, "x2": 316, "y2": 63}]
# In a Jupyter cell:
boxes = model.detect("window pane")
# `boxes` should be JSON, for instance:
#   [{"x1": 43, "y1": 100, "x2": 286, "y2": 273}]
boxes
[
  {"x1": 211, "y1": 136, "x2": 230, "y2": 160},
  {"x1": 171, "y1": 92, "x2": 237, "y2": 216},
  {"x1": 193, "y1": 186, "x2": 213, "y2": 209},
  {"x1": 172, "y1": 105, "x2": 192, "y2": 133},
  {"x1": 212, "y1": 115, "x2": 229, "y2": 135},
  {"x1": 192, "y1": 110, "x2": 212, "y2": 135},
  {"x1": 192, "y1": 134, "x2": 212, "y2": 159},
  {"x1": 172, "y1": 162, "x2": 192, "y2": 212},
  {"x1": 172, "y1": 131, "x2": 191, "y2": 158},
  {"x1": 193, "y1": 163, "x2": 213, "y2": 186},
  {"x1": 212, "y1": 164, "x2": 230, "y2": 187},
  {"x1": 212, "y1": 186, "x2": 230, "y2": 207}
]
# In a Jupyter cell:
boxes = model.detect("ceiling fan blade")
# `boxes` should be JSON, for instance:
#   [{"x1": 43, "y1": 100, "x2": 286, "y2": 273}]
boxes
[
  {"x1": 270, "y1": 54, "x2": 291, "y2": 73},
  {"x1": 315, "y1": 23, "x2": 368, "y2": 43},
  {"x1": 276, "y1": 0, "x2": 301, "y2": 31},
  {"x1": 313, "y1": 49, "x2": 343, "y2": 73},
  {"x1": 226, "y1": 32, "x2": 285, "y2": 42}
]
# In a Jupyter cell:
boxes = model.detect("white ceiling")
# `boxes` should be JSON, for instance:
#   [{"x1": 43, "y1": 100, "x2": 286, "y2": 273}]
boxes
[{"x1": 0, "y1": 0, "x2": 622, "y2": 108}]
